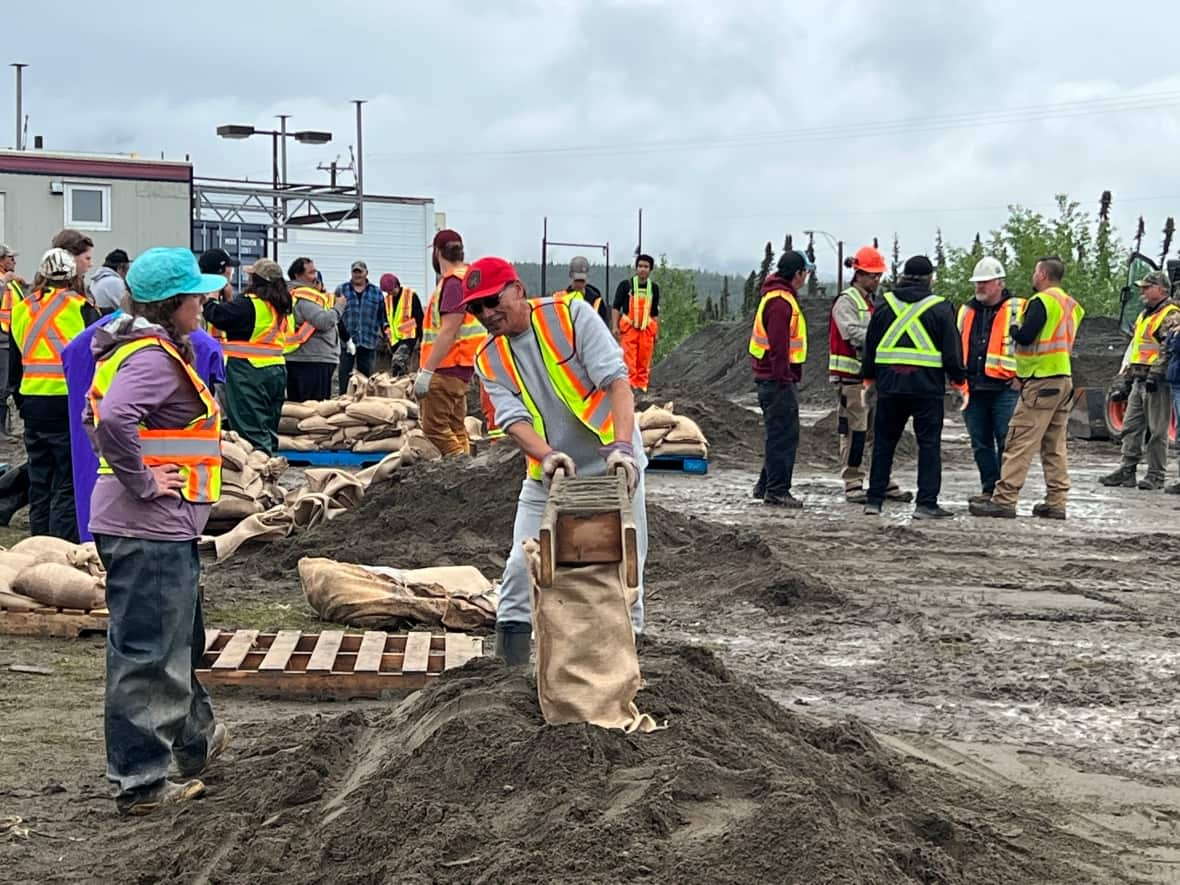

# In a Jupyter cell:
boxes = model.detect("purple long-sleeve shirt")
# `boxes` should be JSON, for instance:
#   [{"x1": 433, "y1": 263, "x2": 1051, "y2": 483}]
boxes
[{"x1": 76, "y1": 317, "x2": 220, "y2": 541}]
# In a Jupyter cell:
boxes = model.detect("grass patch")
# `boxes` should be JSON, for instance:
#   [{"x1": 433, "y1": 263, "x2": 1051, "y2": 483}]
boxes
[{"x1": 202, "y1": 598, "x2": 331, "y2": 632}]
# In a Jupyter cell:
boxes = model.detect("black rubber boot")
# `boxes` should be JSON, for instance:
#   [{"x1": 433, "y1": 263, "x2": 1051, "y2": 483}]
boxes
[{"x1": 494, "y1": 622, "x2": 532, "y2": 667}]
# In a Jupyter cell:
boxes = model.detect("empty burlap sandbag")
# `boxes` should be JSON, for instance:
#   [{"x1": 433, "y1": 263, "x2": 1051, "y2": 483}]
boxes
[
  {"x1": 210, "y1": 497, "x2": 263, "y2": 523},
  {"x1": 524, "y1": 539, "x2": 662, "y2": 733},
  {"x1": 346, "y1": 398, "x2": 408, "y2": 425},
  {"x1": 211, "y1": 505, "x2": 295, "y2": 560},
  {"x1": 638, "y1": 405, "x2": 677, "y2": 429},
  {"x1": 68, "y1": 542, "x2": 105, "y2": 579},
  {"x1": 354, "y1": 452, "x2": 402, "y2": 487},
  {"x1": 246, "y1": 449, "x2": 270, "y2": 473},
  {"x1": 285, "y1": 491, "x2": 347, "y2": 530},
  {"x1": 404, "y1": 430, "x2": 442, "y2": 462},
  {"x1": 278, "y1": 415, "x2": 301, "y2": 434},
  {"x1": 221, "y1": 440, "x2": 250, "y2": 472},
  {"x1": 14, "y1": 563, "x2": 104, "y2": 610},
  {"x1": 282, "y1": 402, "x2": 316, "y2": 421},
  {"x1": 304, "y1": 469, "x2": 366, "y2": 508},
  {"x1": 465, "y1": 416, "x2": 483, "y2": 441},
  {"x1": 347, "y1": 372, "x2": 369, "y2": 398},
  {"x1": 278, "y1": 435, "x2": 316, "y2": 451}
]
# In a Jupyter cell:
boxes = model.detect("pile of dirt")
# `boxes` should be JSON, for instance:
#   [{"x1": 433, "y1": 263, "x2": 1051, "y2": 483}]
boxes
[
  {"x1": 1071, "y1": 315, "x2": 1124, "y2": 392},
  {"x1": 80, "y1": 643, "x2": 1097, "y2": 883}
]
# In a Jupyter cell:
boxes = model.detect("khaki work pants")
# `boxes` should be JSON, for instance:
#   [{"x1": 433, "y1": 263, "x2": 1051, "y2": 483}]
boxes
[
  {"x1": 834, "y1": 380, "x2": 870, "y2": 490},
  {"x1": 1120, "y1": 379, "x2": 1173, "y2": 482},
  {"x1": 419, "y1": 372, "x2": 471, "y2": 458},
  {"x1": 992, "y1": 377, "x2": 1073, "y2": 509}
]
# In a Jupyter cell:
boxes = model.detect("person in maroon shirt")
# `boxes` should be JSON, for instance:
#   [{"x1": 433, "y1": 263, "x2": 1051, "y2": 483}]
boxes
[{"x1": 751, "y1": 250, "x2": 810, "y2": 508}]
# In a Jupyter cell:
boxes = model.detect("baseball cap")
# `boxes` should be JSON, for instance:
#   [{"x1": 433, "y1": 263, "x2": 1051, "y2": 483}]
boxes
[
  {"x1": 1136, "y1": 270, "x2": 1171, "y2": 289},
  {"x1": 431, "y1": 229, "x2": 462, "y2": 250},
  {"x1": 128, "y1": 248, "x2": 228, "y2": 303},
  {"x1": 351, "y1": 260, "x2": 368, "y2": 272},
  {"x1": 245, "y1": 258, "x2": 284, "y2": 282},
  {"x1": 104, "y1": 248, "x2": 131, "y2": 268},
  {"x1": 968, "y1": 256, "x2": 1005, "y2": 282},
  {"x1": 459, "y1": 256, "x2": 519, "y2": 307},
  {"x1": 198, "y1": 248, "x2": 239, "y2": 274},
  {"x1": 379, "y1": 272, "x2": 400, "y2": 292},
  {"x1": 569, "y1": 256, "x2": 590, "y2": 281},
  {"x1": 0, "y1": 243, "x2": 15, "y2": 260},
  {"x1": 39, "y1": 248, "x2": 76, "y2": 281},
  {"x1": 903, "y1": 255, "x2": 935, "y2": 276},
  {"x1": 777, "y1": 250, "x2": 814, "y2": 277}
]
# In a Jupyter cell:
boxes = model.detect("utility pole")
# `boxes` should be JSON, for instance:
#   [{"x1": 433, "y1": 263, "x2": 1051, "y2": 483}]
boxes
[
  {"x1": 352, "y1": 99, "x2": 367, "y2": 232},
  {"x1": 11, "y1": 64, "x2": 28, "y2": 150},
  {"x1": 636, "y1": 208, "x2": 643, "y2": 257}
]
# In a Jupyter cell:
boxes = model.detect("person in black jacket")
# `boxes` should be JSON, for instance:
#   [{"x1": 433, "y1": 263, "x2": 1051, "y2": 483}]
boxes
[{"x1": 861, "y1": 255, "x2": 965, "y2": 518}]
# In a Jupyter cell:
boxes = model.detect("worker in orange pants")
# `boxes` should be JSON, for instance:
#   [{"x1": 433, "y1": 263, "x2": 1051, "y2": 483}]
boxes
[{"x1": 612, "y1": 254, "x2": 660, "y2": 392}]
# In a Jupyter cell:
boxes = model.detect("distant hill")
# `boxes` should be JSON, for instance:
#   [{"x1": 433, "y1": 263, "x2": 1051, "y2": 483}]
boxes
[{"x1": 512, "y1": 262, "x2": 748, "y2": 310}]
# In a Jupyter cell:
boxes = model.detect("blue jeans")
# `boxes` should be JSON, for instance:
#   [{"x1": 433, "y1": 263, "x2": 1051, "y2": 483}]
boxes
[
  {"x1": 97, "y1": 534, "x2": 216, "y2": 795},
  {"x1": 962, "y1": 387, "x2": 1019, "y2": 494}
]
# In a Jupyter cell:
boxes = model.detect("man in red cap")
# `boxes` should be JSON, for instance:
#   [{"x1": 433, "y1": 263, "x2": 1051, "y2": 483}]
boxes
[
  {"x1": 379, "y1": 272, "x2": 422, "y2": 375},
  {"x1": 414, "y1": 230, "x2": 487, "y2": 456},
  {"x1": 463, "y1": 256, "x2": 647, "y2": 665}
]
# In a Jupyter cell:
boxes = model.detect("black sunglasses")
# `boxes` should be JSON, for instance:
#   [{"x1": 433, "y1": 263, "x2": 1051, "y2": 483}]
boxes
[{"x1": 468, "y1": 282, "x2": 516, "y2": 315}]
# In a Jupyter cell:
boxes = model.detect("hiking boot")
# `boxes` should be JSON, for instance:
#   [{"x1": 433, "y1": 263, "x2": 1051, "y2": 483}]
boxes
[
  {"x1": 116, "y1": 779, "x2": 206, "y2": 817},
  {"x1": 969, "y1": 499, "x2": 1017, "y2": 518},
  {"x1": 1138, "y1": 476, "x2": 1165, "y2": 491},
  {"x1": 177, "y1": 723, "x2": 228, "y2": 778},
  {"x1": 1167, "y1": 481, "x2": 1180, "y2": 495},
  {"x1": 1032, "y1": 502, "x2": 1067, "y2": 520},
  {"x1": 1100, "y1": 466, "x2": 1137, "y2": 488},
  {"x1": 863, "y1": 501, "x2": 882, "y2": 515},
  {"x1": 913, "y1": 504, "x2": 954, "y2": 520},
  {"x1": 844, "y1": 487, "x2": 867, "y2": 504},
  {"x1": 885, "y1": 487, "x2": 914, "y2": 503},
  {"x1": 968, "y1": 493, "x2": 992, "y2": 506},
  {"x1": 764, "y1": 493, "x2": 803, "y2": 510},
  {"x1": 752, "y1": 482, "x2": 765, "y2": 500}
]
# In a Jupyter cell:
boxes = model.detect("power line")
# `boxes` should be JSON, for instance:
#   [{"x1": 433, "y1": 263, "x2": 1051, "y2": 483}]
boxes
[{"x1": 371, "y1": 90, "x2": 1180, "y2": 162}]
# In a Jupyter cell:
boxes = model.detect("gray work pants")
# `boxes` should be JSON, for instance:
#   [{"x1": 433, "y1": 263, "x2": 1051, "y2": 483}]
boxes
[{"x1": 1120, "y1": 379, "x2": 1173, "y2": 482}]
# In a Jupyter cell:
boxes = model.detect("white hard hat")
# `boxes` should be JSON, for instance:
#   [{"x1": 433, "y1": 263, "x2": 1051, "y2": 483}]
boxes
[
  {"x1": 38, "y1": 247, "x2": 77, "y2": 281},
  {"x1": 969, "y1": 256, "x2": 1005, "y2": 283}
]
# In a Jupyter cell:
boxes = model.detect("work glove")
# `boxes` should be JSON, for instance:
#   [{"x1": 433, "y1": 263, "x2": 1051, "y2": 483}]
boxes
[
  {"x1": 601, "y1": 441, "x2": 640, "y2": 497},
  {"x1": 540, "y1": 450, "x2": 576, "y2": 486},
  {"x1": 346, "y1": 339, "x2": 357, "y2": 356},
  {"x1": 1145, "y1": 377, "x2": 1159, "y2": 394},
  {"x1": 412, "y1": 369, "x2": 434, "y2": 399}
]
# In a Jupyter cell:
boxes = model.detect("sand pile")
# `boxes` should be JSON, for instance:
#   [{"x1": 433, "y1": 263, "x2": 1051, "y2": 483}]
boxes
[{"x1": 79, "y1": 643, "x2": 1095, "y2": 884}]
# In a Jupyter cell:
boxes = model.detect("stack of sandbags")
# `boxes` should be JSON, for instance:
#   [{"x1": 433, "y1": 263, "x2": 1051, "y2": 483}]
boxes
[
  {"x1": 277, "y1": 393, "x2": 420, "y2": 454},
  {"x1": 638, "y1": 402, "x2": 709, "y2": 460},
  {"x1": 347, "y1": 371, "x2": 414, "y2": 400},
  {"x1": 0, "y1": 536, "x2": 106, "y2": 612},
  {"x1": 210, "y1": 432, "x2": 289, "y2": 528},
  {"x1": 299, "y1": 557, "x2": 498, "y2": 631}
]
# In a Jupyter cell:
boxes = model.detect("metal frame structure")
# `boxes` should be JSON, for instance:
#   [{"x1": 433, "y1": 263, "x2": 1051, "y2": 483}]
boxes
[{"x1": 541, "y1": 216, "x2": 611, "y2": 300}]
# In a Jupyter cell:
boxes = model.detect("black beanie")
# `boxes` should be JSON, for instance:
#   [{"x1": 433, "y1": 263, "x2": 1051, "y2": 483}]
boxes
[
  {"x1": 777, "y1": 250, "x2": 808, "y2": 277},
  {"x1": 903, "y1": 255, "x2": 935, "y2": 276}
]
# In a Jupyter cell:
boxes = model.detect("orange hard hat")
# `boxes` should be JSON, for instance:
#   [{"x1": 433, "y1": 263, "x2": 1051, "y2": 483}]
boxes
[{"x1": 851, "y1": 246, "x2": 886, "y2": 274}]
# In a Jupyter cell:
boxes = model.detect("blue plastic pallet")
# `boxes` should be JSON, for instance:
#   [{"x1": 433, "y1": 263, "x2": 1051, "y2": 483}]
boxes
[
  {"x1": 646, "y1": 454, "x2": 709, "y2": 475},
  {"x1": 276, "y1": 449, "x2": 386, "y2": 467}
]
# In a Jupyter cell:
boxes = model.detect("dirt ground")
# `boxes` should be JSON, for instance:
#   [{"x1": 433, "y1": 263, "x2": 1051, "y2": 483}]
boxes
[{"x1": 2, "y1": 373, "x2": 1179, "y2": 880}]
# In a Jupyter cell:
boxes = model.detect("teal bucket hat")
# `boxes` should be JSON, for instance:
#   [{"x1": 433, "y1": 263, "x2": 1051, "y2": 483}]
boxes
[{"x1": 127, "y1": 247, "x2": 228, "y2": 303}]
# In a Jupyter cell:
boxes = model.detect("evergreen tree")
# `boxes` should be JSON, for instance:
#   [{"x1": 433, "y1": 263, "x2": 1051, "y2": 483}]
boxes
[
  {"x1": 1162, "y1": 218, "x2": 1175, "y2": 264},
  {"x1": 784, "y1": 234, "x2": 794, "y2": 253},
  {"x1": 704, "y1": 295, "x2": 716, "y2": 322},
  {"x1": 890, "y1": 233, "x2": 901, "y2": 280},
  {"x1": 756, "y1": 241, "x2": 775, "y2": 294},
  {"x1": 806, "y1": 234, "x2": 818, "y2": 297},
  {"x1": 1095, "y1": 190, "x2": 1115, "y2": 290},
  {"x1": 743, "y1": 270, "x2": 758, "y2": 314},
  {"x1": 935, "y1": 228, "x2": 947, "y2": 275},
  {"x1": 719, "y1": 277, "x2": 731, "y2": 319}
]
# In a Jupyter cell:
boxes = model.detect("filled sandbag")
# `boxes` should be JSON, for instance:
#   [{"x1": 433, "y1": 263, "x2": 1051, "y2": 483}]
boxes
[
  {"x1": 354, "y1": 437, "x2": 406, "y2": 454},
  {"x1": 663, "y1": 415, "x2": 709, "y2": 445},
  {"x1": 651, "y1": 441, "x2": 708, "y2": 457},
  {"x1": 638, "y1": 405, "x2": 677, "y2": 429},
  {"x1": 221, "y1": 440, "x2": 250, "y2": 472},
  {"x1": 326, "y1": 411, "x2": 368, "y2": 428},
  {"x1": 404, "y1": 430, "x2": 443, "y2": 462},
  {"x1": 343, "y1": 425, "x2": 372, "y2": 441},
  {"x1": 297, "y1": 414, "x2": 335, "y2": 434},
  {"x1": 314, "y1": 399, "x2": 347, "y2": 418},
  {"x1": 346, "y1": 398, "x2": 408, "y2": 425},
  {"x1": 247, "y1": 449, "x2": 271, "y2": 473},
  {"x1": 67, "y1": 542, "x2": 105, "y2": 579},
  {"x1": 210, "y1": 497, "x2": 263, "y2": 522},
  {"x1": 281, "y1": 402, "x2": 317, "y2": 421},
  {"x1": 13, "y1": 563, "x2": 104, "y2": 610},
  {"x1": 10, "y1": 535, "x2": 84, "y2": 560},
  {"x1": 0, "y1": 589, "x2": 43, "y2": 611},
  {"x1": 0, "y1": 551, "x2": 38, "y2": 573},
  {"x1": 641, "y1": 427, "x2": 671, "y2": 448},
  {"x1": 277, "y1": 435, "x2": 317, "y2": 452}
]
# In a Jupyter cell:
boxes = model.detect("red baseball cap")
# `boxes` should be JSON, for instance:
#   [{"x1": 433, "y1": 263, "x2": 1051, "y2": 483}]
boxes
[
  {"x1": 460, "y1": 257, "x2": 519, "y2": 307},
  {"x1": 431, "y1": 228, "x2": 462, "y2": 249}
]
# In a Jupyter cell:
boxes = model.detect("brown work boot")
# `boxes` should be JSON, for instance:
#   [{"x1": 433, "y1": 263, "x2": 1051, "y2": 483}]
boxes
[
  {"x1": 116, "y1": 779, "x2": 206, "y2": 817},
  {"x1": 968, "y1": 492, "x2": 992, "y2": 506},
  {"x1": 1100, "y1": 466, "x2": 1137, "y2": 488},
  {"x1": 1032, "y1": 502, "x2": 1066, "y2": 520},
  {"x1": 969, "y1": 499, "x2": 1016, "y2": 518},
  {"x1": 844, "y1": 486, "x2": 867, "y2": 504},
  {"x1": 1167, "y1": 481, "x2": 1180, "y2": 495}
]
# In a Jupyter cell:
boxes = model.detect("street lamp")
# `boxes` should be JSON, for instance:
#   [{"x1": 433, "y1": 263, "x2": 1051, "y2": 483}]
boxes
[{"x1": 804, "y1": 229, "x2": 844, "y2": 292}]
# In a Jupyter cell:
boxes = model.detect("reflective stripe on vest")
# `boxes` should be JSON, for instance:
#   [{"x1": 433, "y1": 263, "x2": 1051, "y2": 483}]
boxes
[
  {"x1": 386, "y1": 287, "x2": 418, "y2": 343},
  {"x1": 475, "y1": 298, "x2": 615, "y2": 480},
  {"x1": 619, "y1": 276, "x2": 654, "y2": 331},
  {"x1": 827, "y1": 286, "x2": 870, "y2": 375},
  {"x1": 11, "y1": 287, "x2": 88, "y2": 395},
  {"x1": 957, "y1": 297, "x2": 1026, "y2": 380},
  {"x1": 221, "y1": 296, "x2": 287, "y2": 367},
  {"x1": 0, "y1": 279, "x2": 24, "y2": 333},
  {"x1": 284, "y1": 286, "x2": 331, "y2": 351},
  {"x1": 90, "y1": 336, "x2": 222, "y2": 504},
  {"x1": 1013, "y1": 287, "x2": 1084, "y2": 378},
  {"x1": 875, "y1": 293, "x2": 944, "y2": 367},
  {"x1": 422, "y1": 268, "x2": 484, "y2": 368},
  {"x1": 749, "y1": 289, "x2": 807, "y2": 363},
  {"x1": 1129, "y1": 302, "x2": 1180, "y2": 366}
]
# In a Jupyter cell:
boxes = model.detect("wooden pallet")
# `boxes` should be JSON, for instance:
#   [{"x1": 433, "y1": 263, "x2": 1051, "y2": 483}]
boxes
[
  {"x1": 0, "y1": 606, "x2": 109, "y2": 638},
  {"x1": 276, "y1": 450, "x2": 386, "y2": 467},
  {"x1": 196, "y1": 629, "x2": 485, "y2": 698},
  {"x1": 647, "y1": 454, "x2": 709, "y2": 475}
]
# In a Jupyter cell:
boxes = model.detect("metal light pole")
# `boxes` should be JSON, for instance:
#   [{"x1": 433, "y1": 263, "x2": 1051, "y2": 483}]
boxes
[
  {"x1": 11, "y1": 63, "x2": 28, "y2": 150},
  {"x1": 352, "y1": 100, "x2": 366, "y2": 232}
]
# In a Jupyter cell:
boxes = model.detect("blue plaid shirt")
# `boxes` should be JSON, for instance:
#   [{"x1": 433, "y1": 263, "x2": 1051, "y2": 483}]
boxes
[{"x1": 335, "y1": 281, "x2": 385, "y2": 350}]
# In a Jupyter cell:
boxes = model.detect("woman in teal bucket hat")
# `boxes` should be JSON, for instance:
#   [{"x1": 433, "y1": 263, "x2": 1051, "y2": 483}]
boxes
[{"x1": 85, "y1": 247, "x2": 229, "y2": 816}]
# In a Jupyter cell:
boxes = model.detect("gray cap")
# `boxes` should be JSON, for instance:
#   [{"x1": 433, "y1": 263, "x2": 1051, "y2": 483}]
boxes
[
  {"x1": 568, "y1": 256, "x2": 590, "y2": 281},
  {"x1": 1136, "y1": 270, "x2": 1171, "y2": 289},
  {"x1": 0, "y1": 243, "x2": 14, "y2": 260}
]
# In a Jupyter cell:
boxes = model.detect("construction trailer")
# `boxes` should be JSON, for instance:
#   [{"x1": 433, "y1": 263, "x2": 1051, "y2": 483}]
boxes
[{"x1": 0, "y1": 149, "x2": 192, "y2": 279}]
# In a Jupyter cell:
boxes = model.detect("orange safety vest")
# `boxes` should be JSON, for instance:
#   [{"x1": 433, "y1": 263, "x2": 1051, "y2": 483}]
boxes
[
  {"x1": 1129, "y1": 302, "x2": 1180, "y2": 366},
  {"x1": 285, "y1": 285, "x2": 332, "y2": 351},
  {"x1": 618, "y1": 276, "x2": 655, "y2": 332},
  {"x1": 421, "y1": 267, "x2": 484, "y2": 368},
  {"x1": 957, "y1": 297, "x2": 1026, "y2": 381},
  {"x1": 90, "y1": 336, "x2": 222, "y2": 504},
  {"x1": 11, "y1": 286, "x2": 90, "y2": 396},
  {"x1": 0, "y1": 279, "x2": 25, "y2": 334},
  {"x1": 220, "y1": 296, "x2": 288, "y2": 367},
  {"x1": 749, "y1": 288, "x2": 807, "y2": 363},
  {"x1": 475, "y1": 298, "x2": 615, "y2": 480},
  {"x1": 385, "y1": 287, "x2": 418, "y2": 344}
]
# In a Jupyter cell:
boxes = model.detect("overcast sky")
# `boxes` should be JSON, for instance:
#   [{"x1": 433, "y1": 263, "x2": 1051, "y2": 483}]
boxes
[{"x1": 6, "y1": 0, "x2": 1180, "y2": 275}]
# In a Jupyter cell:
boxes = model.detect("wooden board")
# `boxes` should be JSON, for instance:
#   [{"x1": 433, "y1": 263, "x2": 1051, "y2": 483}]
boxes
[
  {"x1": 0, "y1": 606, "x2": 109, "y2": 639},
  {"x1": 197, "y1": 630, "x2": 484, "y2": 699}
]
